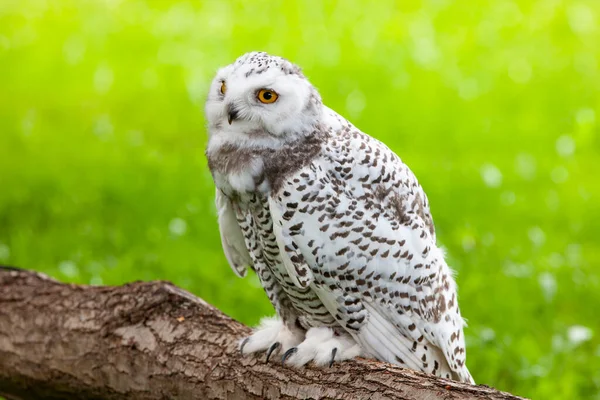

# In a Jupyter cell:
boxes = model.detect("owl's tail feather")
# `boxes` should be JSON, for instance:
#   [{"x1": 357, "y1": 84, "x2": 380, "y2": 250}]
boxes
[{"x1": 355, "y1": 304, "x2": 455, "y2": 381}]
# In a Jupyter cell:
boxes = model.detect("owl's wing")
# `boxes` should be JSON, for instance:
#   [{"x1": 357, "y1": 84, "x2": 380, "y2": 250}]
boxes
[
  {"x1": 268, "y1": 131, "x2": 473, "y2": 383},
  {"x1": 215, "y1": 189, "x2": 253, "y2": 277}
]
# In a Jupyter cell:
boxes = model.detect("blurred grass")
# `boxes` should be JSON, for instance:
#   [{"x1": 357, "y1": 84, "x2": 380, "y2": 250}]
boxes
[{"x1": 1, "y1": 0, "x2": 599, "y2": 398}]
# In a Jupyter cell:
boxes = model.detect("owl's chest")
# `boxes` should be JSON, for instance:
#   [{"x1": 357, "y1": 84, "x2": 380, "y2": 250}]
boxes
[{"x1": 232, "y1": 194, "x2": 335, "y2": 328}]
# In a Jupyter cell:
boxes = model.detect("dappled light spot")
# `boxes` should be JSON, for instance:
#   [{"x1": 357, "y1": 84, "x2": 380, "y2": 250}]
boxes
[
  {"x1": 546, "y1": 253, "x2": 564, "y2": 269},
  {"x1": 545, "y1": 190, "x2": 560, "y2": 211},
  {"x1": 555, "y1": 135, "x2": 575, "y2": 158},
  {"x1": 567, "y1": 4, "x2": 596, "y2": 35},
  {"x1": 528, "y1": 226, "x2": 546, "y2": 247},
  {"x1": 502, "y1": 261, "x2": 533, "y2": 278},
  {"x1": 169, "y1": 217, "x2": 188, "y2": 237},
  {"x1": 480, "y1": 163, "x2": 503, "y2": 188},
  {"x1": 317, "y1": 40, "x2": 341, "y2": 67},
  {"x1": 461, "y1": 234, "x2": 476, "y2": 253},
  {"x1": 481, "y1": 232, "x2": 495, "y2": 247},
  {"x1": 500, "y1": 191, "x2": 516, "y2": 206},
  {"x1": 565, "y1": 244, "x2": 582, "y2": 268},
  {"x1": 508, "y1": 59, "x2": 532, "y2": 84},
  {"x1": 89, "y1": 275, "x2": 103, "y2": 286},
  {"x1": 63, "y1": 35, "x2": 86, "y2": 65},
  {"x1": 21, "y1": 109, "x2": 36, "y2": 136},
  {"x1": 412, "y1": 37, "x2": 440, "y2": 68},
  {"x1": 576, "y1": 108, "x2": 596, "y2": 126},
  {"x1": 574, "y1": 52, "x2": 597, "y2": 76},
  {"x1": 550, "y1": 166, "x2": 569, "y2": 184},
  {"x1": 458, "y1": 78, "x2": 480, "y2": 101},
  {"x1": 93, "y1": 115, "x2": 114, "y2": 140},
  {"x1": 578, "y1": 186, "x2": 591, "y2": 201},
  {"x1": 345, "y1": 89, "x2": 366, "y2": 119},
  {"x1": 514, "y1": 153, "x2": 536, "y2": 180},
  {"x1": 127, "y1": 130, "x2": 145, "y2": 147},
  {"x1": 480, "y1": 327, "x2": 496, "y2": 343},
  {"x1": 0, "y1": 244, "x2": 10, "y2": 262},
  {"x1": 93, "y1": 64, "x2": 114, "y2": 94},
  {"x1": 141, "y1": 68, "x2": 159, "y2": 90},
  {"x1": 492, "y1": 1, "x2": 523, "y2": 27},
  {"x1": 538, "y1": 272, "x2": 557, "y2": 302},
  {"x1": 59, "y1": 260, "x2": 79, "y2": 278},
  {"x1": 518, "y1": 364, "x2": 548, "y2": 379},
  {"x1": 186, "y1": 69, "x2": 209, "y2": 105},
  {"x1": 0, "y1": 35, "x2": 9, "y2": 51},
  {"x1": 409, "y1": 16, "x2": 439, "y2": 68}
]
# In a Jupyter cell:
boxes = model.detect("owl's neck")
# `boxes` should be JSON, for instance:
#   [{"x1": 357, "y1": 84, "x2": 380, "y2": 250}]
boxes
[{"x1": 207, "y1": 123, "x2": 327, "y2": 197}]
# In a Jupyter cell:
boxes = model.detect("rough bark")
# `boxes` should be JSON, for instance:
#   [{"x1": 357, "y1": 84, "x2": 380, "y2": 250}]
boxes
[{"x1": 0, "y1": 266, "x2": 526, "y2": 400}]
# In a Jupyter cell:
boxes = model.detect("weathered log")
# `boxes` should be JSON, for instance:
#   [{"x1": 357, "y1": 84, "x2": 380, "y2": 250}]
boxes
[{"x1": 0, "y1": 266, "x2": 525, "y2": 400}]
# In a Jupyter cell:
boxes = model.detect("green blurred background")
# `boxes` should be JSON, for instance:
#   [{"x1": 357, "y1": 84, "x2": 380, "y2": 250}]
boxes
[{"x1": 1, "y1": 0, "x2": 599, "y2": 398}]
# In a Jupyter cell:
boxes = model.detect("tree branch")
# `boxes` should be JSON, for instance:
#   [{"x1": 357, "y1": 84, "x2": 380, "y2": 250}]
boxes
[{"x1": 0, "y1": 266, "x2": 525, "y2": 400}]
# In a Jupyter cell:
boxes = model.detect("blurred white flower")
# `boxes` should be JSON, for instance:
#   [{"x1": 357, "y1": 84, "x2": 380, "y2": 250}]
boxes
[{"x1": 567, "y1": 325, "x2": 593, "y2": 346}]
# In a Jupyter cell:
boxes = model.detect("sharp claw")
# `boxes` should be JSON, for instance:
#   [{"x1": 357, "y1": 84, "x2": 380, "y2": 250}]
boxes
[
  {"x1": 240, "y1": 337, "x2": 250, "y2": 355},
  {"x1": 266, "y1": 342, "x2": 281, "y2": 363},
  {"x1": 329, "y1": 348, "x2": 338, "y2": 367},
  {"x1": 281, "y1": 347, "x2": 298, "y2": 365}
]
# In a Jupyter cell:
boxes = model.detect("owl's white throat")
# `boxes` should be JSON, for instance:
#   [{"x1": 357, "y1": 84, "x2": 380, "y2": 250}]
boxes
[{"x1": 211, "y1": 155, "x2": 270, "y2": 196}]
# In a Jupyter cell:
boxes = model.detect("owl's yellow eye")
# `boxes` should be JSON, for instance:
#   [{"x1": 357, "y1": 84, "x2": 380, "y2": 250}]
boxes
[
  {"x1": 257, "y1": 89, "x2": 278, "y2": 104},
  {"x1": 220, "y1": 81, "x2": 226, "y2": 95}
]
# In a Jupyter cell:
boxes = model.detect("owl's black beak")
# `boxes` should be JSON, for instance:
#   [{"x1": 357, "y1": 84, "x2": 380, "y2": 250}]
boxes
[{"x1": 226, "y1": 104, "x2": 239, "y2": 125}]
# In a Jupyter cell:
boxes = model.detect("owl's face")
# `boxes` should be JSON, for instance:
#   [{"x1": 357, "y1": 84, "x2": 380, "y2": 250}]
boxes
[{"x1": 205, "y1": 52, "x2": 322, "y2": 141}]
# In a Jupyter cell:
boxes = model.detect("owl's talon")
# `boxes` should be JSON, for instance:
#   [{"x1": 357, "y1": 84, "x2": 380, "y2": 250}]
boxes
[
  {"x1": 240, "y1": 337, "x2": 250, "y2": 355},
  {"x1": 282, "y1": 347, "x2": 298, "y2": 365},
  {"x1": 266, "y1": 341, "x2": 281, "y2": 363},
  {"x1": 329, "y1": 347, "x2": 338, "y2": 367}
]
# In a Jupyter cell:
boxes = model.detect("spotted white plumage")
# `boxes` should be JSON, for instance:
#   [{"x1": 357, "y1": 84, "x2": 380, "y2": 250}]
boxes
[{"x1": 205, "y1": 52, "x2": 474, "y2": 383}]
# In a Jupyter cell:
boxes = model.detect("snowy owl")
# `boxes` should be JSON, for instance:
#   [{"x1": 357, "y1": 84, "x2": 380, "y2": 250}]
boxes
[{"x1": 205, "y1": 52, "x2": 474, "y2": 383}]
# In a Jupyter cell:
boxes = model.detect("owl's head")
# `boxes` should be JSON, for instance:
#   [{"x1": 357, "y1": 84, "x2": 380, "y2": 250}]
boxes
[{"x1": 205, "y1": 52, "x2": 322, "y2": 141}]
